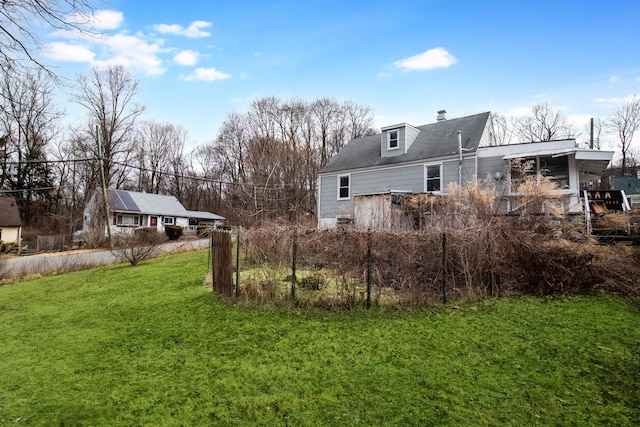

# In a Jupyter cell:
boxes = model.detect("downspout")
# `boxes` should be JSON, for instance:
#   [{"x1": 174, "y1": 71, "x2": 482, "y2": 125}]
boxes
[{"x1": 458, "y1": 131, "x2": 463, "y2": 196}]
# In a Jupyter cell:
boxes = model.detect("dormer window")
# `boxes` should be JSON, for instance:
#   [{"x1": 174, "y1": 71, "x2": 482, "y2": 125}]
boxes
[{"x1": 388, "y1": 130, "x2": 399, "y2": 150}]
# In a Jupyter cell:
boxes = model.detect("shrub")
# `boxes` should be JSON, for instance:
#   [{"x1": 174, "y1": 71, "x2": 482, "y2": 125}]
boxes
[
  {"x1": 111, "y1": 232, "x2": 161, "y2": 266},
  {"x1": 134, "y1": 227, "x2": 164, "y2": 244},
  {"x1": 164, "y1": 225, "x2": 183, "y2": 240}
]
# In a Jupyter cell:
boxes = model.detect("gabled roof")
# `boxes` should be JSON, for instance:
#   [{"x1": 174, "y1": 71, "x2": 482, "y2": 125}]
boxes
[
  {"x1": 0, "y1": 196, "x2": 22, "y2": 227},
  {"x1": 320, "y1": 112, "x2": 491, "y2": 174},
  {"x1": 106, "y1": 189, "x2": 225, "y2": 220},
  {"x1": 107, "y1": 189, "x2": 188, "y2": 217},
  {"x1": 187, "y1": 210, "x2": 226, "y2": 221}
]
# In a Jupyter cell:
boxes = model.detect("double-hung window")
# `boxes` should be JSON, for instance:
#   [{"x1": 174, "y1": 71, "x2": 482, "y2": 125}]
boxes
[
  {"x1": 425, "y1": 164, "x2": 442, "y2": 192},
  {"x1": 163, "y1": 217, "x2": 175, "y2": 225},
  {"x1": 387, "y1": 130, "x2": 399, "y2": 150},
  {"x1": 338, "y1": 174, "x2": 350, "y2": 200}
]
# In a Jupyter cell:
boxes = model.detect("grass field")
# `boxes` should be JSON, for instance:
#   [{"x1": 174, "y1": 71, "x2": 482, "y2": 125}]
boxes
[{"x1": 0, "y1": 250, "x2": 639, "y2": 426}]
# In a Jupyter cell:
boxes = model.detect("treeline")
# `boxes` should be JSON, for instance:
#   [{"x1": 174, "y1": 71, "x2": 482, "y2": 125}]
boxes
[{"x1": 0, "y1": 64, "x2": 375, "y2": 234}]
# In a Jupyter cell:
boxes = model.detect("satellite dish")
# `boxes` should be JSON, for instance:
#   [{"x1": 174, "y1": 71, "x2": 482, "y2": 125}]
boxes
[{"x1": 493, "y1": 171, "x2": 503, "y2": 180}]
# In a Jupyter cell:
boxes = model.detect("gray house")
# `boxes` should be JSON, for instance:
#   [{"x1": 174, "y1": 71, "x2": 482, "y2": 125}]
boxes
[{"x1": 317, "y1": 111, "x2": 614, "y2": 229}]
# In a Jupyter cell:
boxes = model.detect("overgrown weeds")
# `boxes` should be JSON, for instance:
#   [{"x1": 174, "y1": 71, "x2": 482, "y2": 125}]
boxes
[{"x1": 232, "y1": 177, "x2": 640, "y2": 308}]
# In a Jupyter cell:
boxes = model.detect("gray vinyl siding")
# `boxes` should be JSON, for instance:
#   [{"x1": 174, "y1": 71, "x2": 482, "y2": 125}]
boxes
[
  {"x1": 353, "y1": 164, "x2": 424, "y2": 195},
  {"x1": 319, "y1": 164, "x2": 424, "y2": 218},
  {"x1": 442, "y1": 157, "x2": 477, "y2": 189},
  {"x1": 381, "y1": 127, "x2": 406, "y2": 158},
  {"x1": 405, "y1": 125, "x2": 421, "y2": 150}
]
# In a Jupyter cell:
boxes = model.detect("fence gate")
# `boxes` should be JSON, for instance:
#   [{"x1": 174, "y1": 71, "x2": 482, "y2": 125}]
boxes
[{"x1": 211, "y1": 230, "x2": 234, "y2": 297}]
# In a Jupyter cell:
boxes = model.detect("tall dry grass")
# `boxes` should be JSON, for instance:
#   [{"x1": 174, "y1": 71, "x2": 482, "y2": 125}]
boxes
[{"x1": 236, "y1": 174, "x2": 640, "y2": 307}]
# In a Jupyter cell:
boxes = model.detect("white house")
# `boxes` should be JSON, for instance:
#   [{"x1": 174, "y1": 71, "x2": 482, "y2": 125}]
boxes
[
  {"x1": 83, "y1": 188, "x2": 225, "y2": 235},
  {"x1": 0, "y1": 196, "x2": 22, "y2": 249}
]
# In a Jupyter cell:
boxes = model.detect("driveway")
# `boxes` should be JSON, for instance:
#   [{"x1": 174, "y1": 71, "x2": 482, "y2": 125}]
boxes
[{"x1": 1, "y1": 238, "x2": 210, "y2": 279}]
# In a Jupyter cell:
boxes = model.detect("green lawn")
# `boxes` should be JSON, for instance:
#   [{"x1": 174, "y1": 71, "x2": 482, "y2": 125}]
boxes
[{"x1": 0, "y1": 250, "x2": 638, "y2": 426}]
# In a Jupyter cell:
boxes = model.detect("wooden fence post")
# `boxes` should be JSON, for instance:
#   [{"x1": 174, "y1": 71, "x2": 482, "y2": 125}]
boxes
[{"x1": 211, "y1": 230, "x2": 234, "y2": 297}]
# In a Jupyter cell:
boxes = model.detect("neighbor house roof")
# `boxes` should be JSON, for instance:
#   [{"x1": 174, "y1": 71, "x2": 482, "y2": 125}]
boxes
[
  {"x1": 107, "y1": 189, "x2": 187, "y2": 217},
  {"x1": 0, "y1": 196, "x2": 22, "y2": 227},
  {"x1": 187, "y1": 210, "x2": 226, "y2": 221},
  {"x1": 106, "y1": 189, "x2": 224, "y2": 220},
  {"x1": 319, "y1": 112, "x2": 491, "y2": 174}
]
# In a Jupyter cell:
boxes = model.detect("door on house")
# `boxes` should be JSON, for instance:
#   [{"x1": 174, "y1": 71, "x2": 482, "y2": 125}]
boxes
[{"x1": 150, "y1": 216, "x2": 158, "y2": 227}]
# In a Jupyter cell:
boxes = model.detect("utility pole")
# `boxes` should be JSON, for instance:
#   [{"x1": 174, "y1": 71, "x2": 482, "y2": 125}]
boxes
[{"x1": 97, "y1": 126, "x2": 113, "y2": 249}]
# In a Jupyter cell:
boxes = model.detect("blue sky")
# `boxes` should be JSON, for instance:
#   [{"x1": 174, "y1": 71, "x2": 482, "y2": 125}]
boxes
[{"x1": 41, "y1": 0, "x2": 640, "y2": 147}]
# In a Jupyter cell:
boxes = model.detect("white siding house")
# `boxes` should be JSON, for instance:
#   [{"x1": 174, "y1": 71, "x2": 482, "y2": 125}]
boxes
[{"x1": 83, "y1": 189, "x2": 225, "y2": 235}]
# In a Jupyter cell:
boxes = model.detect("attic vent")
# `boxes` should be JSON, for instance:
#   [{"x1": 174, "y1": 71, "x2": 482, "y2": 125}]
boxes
[{"x1": 437, "y1": 110, "x2": 447, "y2": 122}]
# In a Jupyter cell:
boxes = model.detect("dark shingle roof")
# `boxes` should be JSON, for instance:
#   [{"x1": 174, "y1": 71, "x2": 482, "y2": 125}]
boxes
[
  {"x1": 0, "y1": 197, "x2": 22, "y2": 227},
  {"x1": 320, "y1": 112, "x2": 491, "y2": 174}
]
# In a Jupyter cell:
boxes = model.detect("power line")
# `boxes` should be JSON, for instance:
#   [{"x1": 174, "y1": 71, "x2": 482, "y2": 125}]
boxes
[
  {"x1": 0, "y1": 187, "x2": 55, "y2": 193},
  {"x1": 2, "y1": 157, "x2": 99, "y2": 165}
]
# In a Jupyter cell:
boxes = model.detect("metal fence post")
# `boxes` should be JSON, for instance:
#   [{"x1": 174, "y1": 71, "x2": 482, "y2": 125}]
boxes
[
  {"x1": 235, "y1": 228, "x2": 241, "y2": 297},
  {"x1": 366, "y1": 228, "x2": 372, "y2": 309},
  {"x1": 291, "y1": 227, "x2": 297, "y2": 300},
  {"x1": 442, "y1": 231, "x2": 447, "y2": 304}
]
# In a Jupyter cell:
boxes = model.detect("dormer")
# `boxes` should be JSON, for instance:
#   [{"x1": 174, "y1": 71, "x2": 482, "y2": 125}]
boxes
[{"x1": 380, "y1": 123, "x2": 420, "y2": 158}]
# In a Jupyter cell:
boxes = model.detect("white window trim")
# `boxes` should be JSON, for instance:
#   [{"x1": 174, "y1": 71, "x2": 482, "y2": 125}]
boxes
[
  {"x1": 163, "y1": 216, "x2": 175, "y2": 225},
  {"x1": 337, "y1": 174, "x2": 351, "y2": 200},
  {"x1": 114, "y1": 214, "x2": 140, "y2": 226},
  {"x1": 387, "y1": 130, "x2": 399, "y2": 150},
  {"x1": 424, "y1": 163, "x2": 443, "y2": 193}
]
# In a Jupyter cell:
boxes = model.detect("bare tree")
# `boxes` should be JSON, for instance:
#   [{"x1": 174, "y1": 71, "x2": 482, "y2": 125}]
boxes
[
  {"x1": 608, "y1": 95, "x2": 640, "y2": 176},
  {"x1": 72, "y1": 65, "x2": 145, "y2": 189},
  {"x1": 491, "y1": 113, "x2": 517, "y2": 145},
  {"x1": 0, "y1": 0, "x2": 94, "y2": 77},
  {"x1": 0, "y1": 68, "x2": 62, "y2": 227},
  {"x1": 208, "y1": 96, "x2": 375, "y2": 226},
  {"x1": 135, "y1": 121, "x2": 187, "y2": 195},
  {"x1": 512, "y1": 103, "x2": 575, "y2": 142}
]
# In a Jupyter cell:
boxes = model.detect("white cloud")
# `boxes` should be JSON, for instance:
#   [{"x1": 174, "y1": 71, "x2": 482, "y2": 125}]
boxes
[
  {"x1": 594, "y1": 94, "x2": 640, "y2": 104},
  {"x1": 393, "y1": 47, "x2": 456, "y2": 72},
  {"x1": 154, "y1": 20, "x2": 212, "y2": 38},
  {"x1": 43, "y1": 42, "x2": 95, "y2": 62},
  {"x1": 610, "y1": 76, "x2": 620, "y2": 83},
  {"x1": 173, "y1": 50, "x2": 199, "y2": 66},
  {"x1": 377, "y1": 72, "x2": 391, "y2": 79},
  {"x1": 71, "y1": 10, "x2": 124, "y2": 30},
  {"x1": 567, "y1": 114, "x2": 592, "y2": 128},
  {"x1": 506, "y1": 107, "x2": 532, "y2": 118},
  {"x1": 92, "y1": 33, "x2": 165, "y2": 76},
  {"x1": 181, "y1": 67, "x2": 231, "y2": 82}
]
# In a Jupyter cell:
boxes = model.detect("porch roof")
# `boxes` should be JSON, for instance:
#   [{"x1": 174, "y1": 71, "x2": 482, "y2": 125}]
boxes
[{"x1": 503, "y1": 148, "x2": 614, "y2": 181}]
